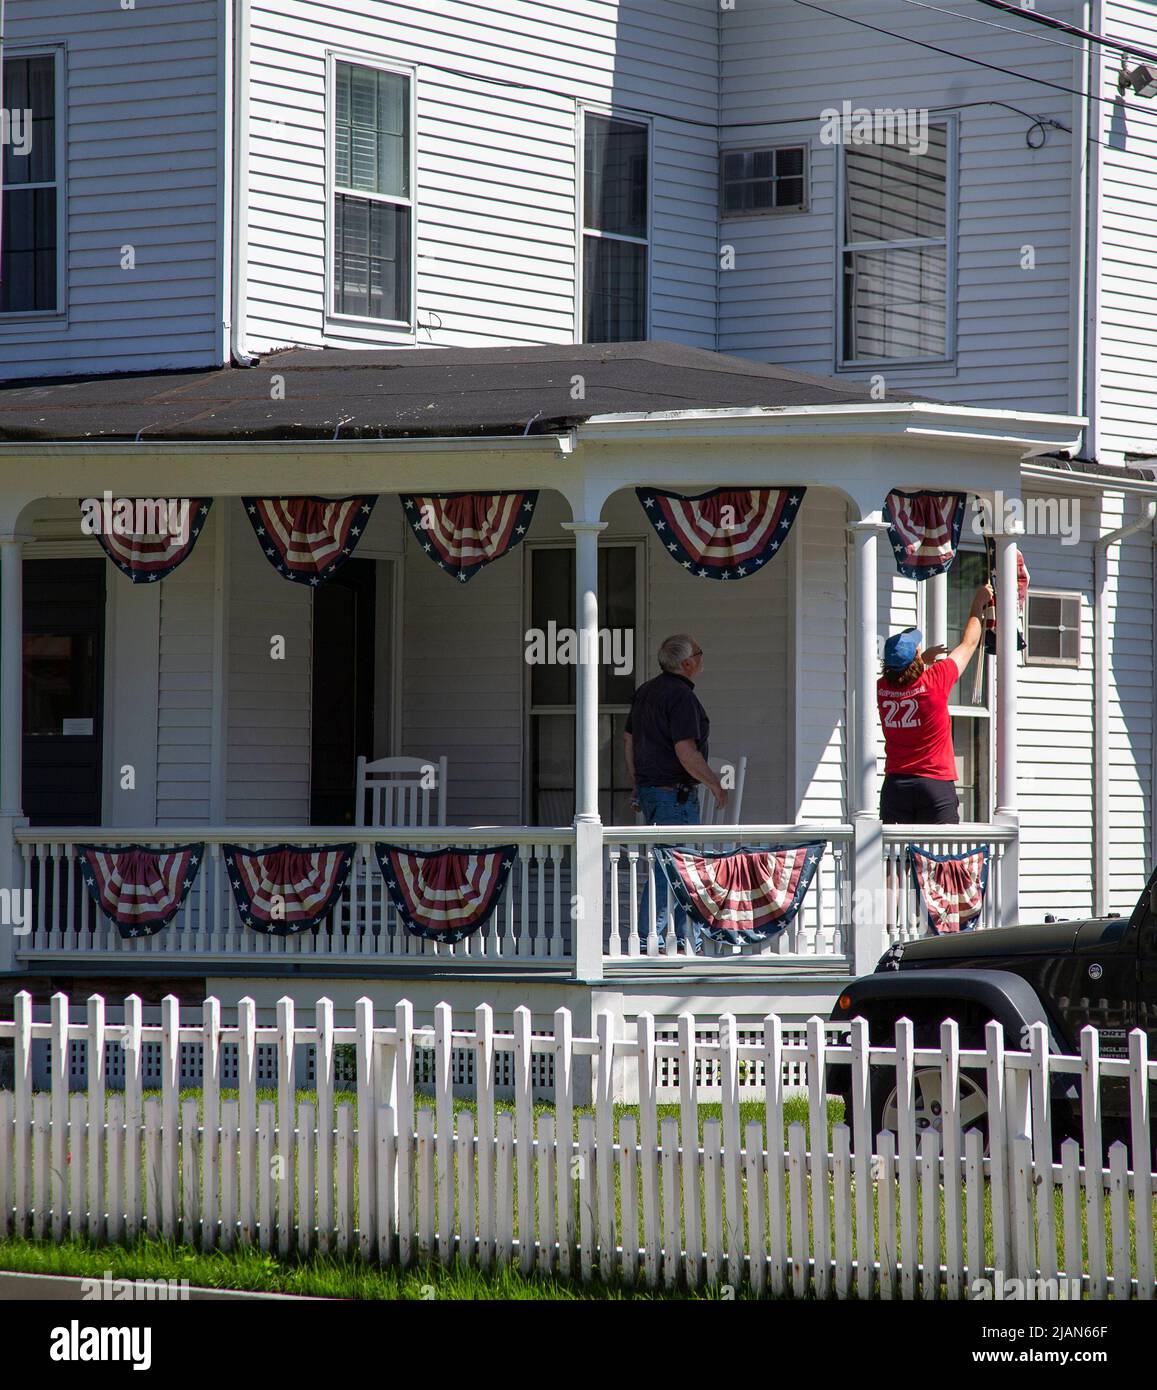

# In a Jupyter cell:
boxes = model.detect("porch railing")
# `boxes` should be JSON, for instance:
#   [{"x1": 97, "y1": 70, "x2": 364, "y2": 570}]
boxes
[
  {"x1": 14, "y1": 827, "x2": 576, "y2": 967},
  {"x1": 882, "y1": 823, "x2": 1018, "y2": 945}
]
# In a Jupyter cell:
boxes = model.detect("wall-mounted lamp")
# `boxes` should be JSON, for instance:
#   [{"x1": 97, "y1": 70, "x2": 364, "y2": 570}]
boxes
[{"x1": 1119, "y1": 61, "x2": 1157, "y2": 98}]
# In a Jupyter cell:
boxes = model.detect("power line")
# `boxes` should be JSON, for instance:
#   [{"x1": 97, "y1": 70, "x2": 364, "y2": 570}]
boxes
[
  {"x1": 897, "y1": 0, "x2": 1089, "y2": 55},
  {"x1": 972, "y1": 0, "x2": 1157, "y2": 65}
]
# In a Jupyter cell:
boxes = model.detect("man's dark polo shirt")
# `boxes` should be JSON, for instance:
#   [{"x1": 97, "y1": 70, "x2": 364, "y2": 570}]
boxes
[{"x1": 625, "y1": 672, "x2": 710, "y2": 787}]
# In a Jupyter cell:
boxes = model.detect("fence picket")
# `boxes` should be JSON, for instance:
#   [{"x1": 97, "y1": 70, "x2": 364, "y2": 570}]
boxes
[
  {"x1": 720, "y1": 1013, "x2": 743, "y2": 1287},
  {"x1": 257, "y1": 1101, "x2": 274, "y2": 1252},
  {"x1": 298, "y1": 1101, "x2": 315, "y2": 1257},
  {"x1": 0, "y1": 1092, "x2": 11, "y2": 1239},
  {"x1": 964, "y1": 1127, "x2": 984, "y2": 1287},
  {"x1": 316, "y1": 998, "x2": 335, "y2": 1256},
  {"x1": 894, "y1": 1020, "x2": 917, "y2": 1300},
  {"x1": 787, "y1": 1121, "x2": 808, "y2": 1299},
  {"x1": 678, "y1": 1012, "x2": 702, "y2": 1288},
  {"x1": 181, "y1": 1096, "x2": 200, "y2": 1246},
  {"x1": 159, "y1": 995, "x2": 178, "y2": 1243},
  {"x1": 1129, "y1": 1031, "x2": 1154, "y2": 1298},
  {"x1": 417, "y1": 1105, "x2": 435, "y2": 1262},
  {"x1": 939, "y1": 1020, "x2": 962, "y2": 1299},
  {"x1": 1109, "y1": 1141, "x2": 1130, "y2": 1300},
  {"x1": 1080, "y1": 1027, "x2": 1107, "y2": 1299},
  {"x1": 49, "y1": 993, "x2": 68, "y2": 1241},
  {"x1": 336, "y1": 1102, "x2": 354, "y2": 1257},
  {"x1": 985, "y1": 1021, "x2": 1010, "y2": 1277},
  {"x1": 806, "y1": 1017, "x2": 830, "y2": 1299},
  {"x1": 237, "y1": 997, "x2": 257, "y2": 1248},
  {"x1": 578, "y1": 1112, "x2": 595, "y2": 1281},
  {"x1": 1060, "y1": 1138, "x2": 1082, "y2": 1290},
  {"x1": 496, "y1": 1109, "x2": 514, "y2": 1267},
  {"x1": 638, "y1": 1013, "x2": 660, "y2": 1288},
  {"x1": 357, "y1": 998, "x2": 377, "y2": 1260},
  {"x1": 475, "y1": 1004, "x2": 495, "y2": 1271},
  {"x1": 1029, "y1": 1024, "x2": 1056, "y2": 1287},
  {"x1": 513, "y1": 1006, "x2": 534, "y2": 1276},
  {"x1": 458, "y1": 1110, "x2": 475, "y2": 1267},
  {"x1": 537, "y1": 1114, "x2": 555, "y2": 1276},
  {"x1": 276, "y1": 997, "x2": 297, "y2": 1258},
  {"x1": 32, "y1": 1093, "x2": 48, "y2": 1239},
  {"x1": 199, "y1": 996, "x2": 219, "y2": 1253},
  {"x1": 69, "y1": 1092, "x2": 87, "y2": 1238},
  {"x1": 877, "y1": 1130, "x2": 897, "y2": 1300},
  {"x1": 219, "y1": 1098, "x2": 237, "y2": 1252},
  {"x1": 378, "y1": 1105, "x2": 397, "y2": 1265},
  {"x1": 832, "y1": 1125, "x2": 851, "y2": 1298},
  {"x1": 13, "y1": 992, "x2": 31, "y2": 1238},
  {"x1": 144, "y1": 1095, "x2": 162, "y2": 1240},
  {"x1": 920, "y1": 1130, "x2": 939, "y2": 1301},
  {"x1": 704, "y1": 1118, "x2": 724, "y2": 1289},
  {"x1": 849, "y1": 1017, "x2": 873, "y2": 1300},
  {"x1": 660, "y1": 1116, "x2": 679, "y2": 1289},
  {"x1": 763, "y1": 1014, "x2": 788, "y2": 1297},
  {"x1": 620, "y1": 1115, "x2": 639, "y2": 1285},
  {"x1": 595, "y1": 1012, "x2": 615, "y2": 1283}
]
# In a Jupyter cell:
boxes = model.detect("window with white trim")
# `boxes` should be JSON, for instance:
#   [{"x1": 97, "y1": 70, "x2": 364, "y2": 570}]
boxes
[
  {"x1": 840, "y1": 122, "x2": 952, "y2": 364},
  {"x1": 331, "y1": 61, "x2": 412, "y2": 324},
  {"x1": 1, "y1": 53, "x2": 60, "y2": 314},
  {"x1": 721, "y1": 145, "x2": 807, "y2": 216},
  {"x1": 1025, "y1": 591, "x2": 1081, "y2": 668},
  {"x1": 582, "y1": 113, "x2": 648, "y2": 343}
]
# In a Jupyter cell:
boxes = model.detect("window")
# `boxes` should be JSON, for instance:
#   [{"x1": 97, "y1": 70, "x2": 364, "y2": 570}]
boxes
[
  {"x1": 946, "y1": 549, "x2": 991, "y2": 821},
  {"x1": 528, "y1": 544, "x2": 639, "y2": 823},
  {"x1": 1, "y1": 54, "x2": 60, "y2": 314},
  {"x1": 331, "y1": 61, "x2": 412, "y2": 323},
  {"x1": 840, "y1": 123, "x2": 952, "y2": 363},
  {"x1": 721, "y1": 146, "x2": 807, "y2": 216},
  {"x1": 1025, "y1": 591, "x2": 1081, "y2": 668},
  {"x1": 582, "y1": 113, "x2": 648, "y2": 343}
]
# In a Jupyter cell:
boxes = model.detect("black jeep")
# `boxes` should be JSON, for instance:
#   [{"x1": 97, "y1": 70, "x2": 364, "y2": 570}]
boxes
[{"x1": 828, "y1": 871, "x2": 1157, "y2": 1147}]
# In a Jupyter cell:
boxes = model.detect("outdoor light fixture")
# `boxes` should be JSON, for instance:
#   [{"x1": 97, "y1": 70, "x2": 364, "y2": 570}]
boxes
[{"x1": 1119, "y1": 61, "x2": 1157, "y2": 97}]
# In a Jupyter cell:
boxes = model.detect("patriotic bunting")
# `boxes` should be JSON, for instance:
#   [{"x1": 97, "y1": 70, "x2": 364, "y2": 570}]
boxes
[
  {"x1": 374, "y1": 844, "x2": 517, "y2": 943},
  {"x1": 653, "y1": 842, "x2": 825, "y2": 945},
  {"x1": 637, "y1": 487, "x2": 805, "y2": 580},
  {"x1": 84, "y1": 499, "x2": 212, "y2": 584},
  {"x1": 242, "y1": 496, "x2": 377, "y2": 584},
  {"x1": 907, "y1": 845, "x2": 990, "y2": 936},
  {"x1": 401, "y1": 492, "x2": 538, "y2": 583},
  {"x1": 983, "y1": 541, "x2": 1030, "y2": 655},
  {"x1": 78, "y1": 843, "x2": 203, "y2": 939},
  {"x1": 224, "y1": 844, "x2": 356, "y2": 935},
  {"x1": 884, "y1": 490, "x2": 967, "y2": 580}
]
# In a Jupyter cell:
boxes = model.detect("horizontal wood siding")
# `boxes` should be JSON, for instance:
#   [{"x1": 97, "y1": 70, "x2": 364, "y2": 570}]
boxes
[
  {"x1": 0, "y1": 0, "x2": 223, "y2": 380},
  {"x1": 718, "y1": 0, "x2": 1078, "y2": 413},
  {"x1": 244, "y1": 0, "x2": 718, "y2": 354}
]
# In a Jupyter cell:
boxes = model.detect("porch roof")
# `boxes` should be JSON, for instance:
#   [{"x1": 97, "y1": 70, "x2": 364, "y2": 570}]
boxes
[{"x1": 0, "y1": 341, "x2": 924, "y2": 444}]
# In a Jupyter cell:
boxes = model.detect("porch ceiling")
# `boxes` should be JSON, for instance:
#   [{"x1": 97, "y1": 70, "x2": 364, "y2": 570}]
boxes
[{"x1": 0, "y1": 341, "x2": 920, "y2": 444}]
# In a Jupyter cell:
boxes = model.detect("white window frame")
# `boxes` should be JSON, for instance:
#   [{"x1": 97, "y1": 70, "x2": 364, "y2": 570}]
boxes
[
  {"x1": 1024, "y1": 588, "x2": 1082, "y2": 669},
  {"x1": 835, "y1": 116, "x2": 957, "y2": 371},
  {"x1": 719, "y1": 142, "x2": 810, "y2": 219},
  {"x1": 324, "y1": 51, "x2": 417, "y2": 334},
  {"x1": 576, "y1": 105, "x2": 652, "y2": 344},
  {"x1": 0, "y1": 45, "x2": 67, "y2": 322}
]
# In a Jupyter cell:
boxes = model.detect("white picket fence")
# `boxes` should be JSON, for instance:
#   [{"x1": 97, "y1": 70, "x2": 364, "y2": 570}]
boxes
[{"x1": 1, "y1": 991, "x2": 1155, "y2": 1298}]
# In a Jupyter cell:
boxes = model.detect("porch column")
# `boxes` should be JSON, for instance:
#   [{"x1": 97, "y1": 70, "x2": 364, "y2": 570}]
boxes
[
  {"x1": 849, "y1": 518, "x2": 887, "y2": 975},
  {"x1": 0, "y1": 535, "x2": 29, "y2": 974},
  {"x1": 994, "y1": 529, "x2": 1020, "y2": 924},
  {"x1": 562, "y1": 519, "x2": 607, "y2": 982},
  {"x1": 926, "y1": 571, "x2": 948, "y2": 652}
]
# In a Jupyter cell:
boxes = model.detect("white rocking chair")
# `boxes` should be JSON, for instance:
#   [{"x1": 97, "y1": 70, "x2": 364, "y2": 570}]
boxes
[
  {"x1": 699, "y1": 753, "x2": 747, "y2": 826},
  {"x1": 355, "y1": 755, "x2": 449, "y2": 828}
]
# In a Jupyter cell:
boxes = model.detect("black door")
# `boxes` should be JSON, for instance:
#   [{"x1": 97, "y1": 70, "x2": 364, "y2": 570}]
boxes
[
  {"x1": 23, "y1": 558, "x2": 105, "y2": 826},
  {"x1": 310, "y1": 559, "x2": 376, "y2": 825}
]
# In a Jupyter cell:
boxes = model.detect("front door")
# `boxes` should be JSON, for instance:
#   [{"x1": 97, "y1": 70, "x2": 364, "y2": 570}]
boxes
[
  {"x1": 310, "y1": 558, "x2": 376, "y2": 825},
  {"x1": 23, "y1": 558, "x2": 105, "y2": 826}
]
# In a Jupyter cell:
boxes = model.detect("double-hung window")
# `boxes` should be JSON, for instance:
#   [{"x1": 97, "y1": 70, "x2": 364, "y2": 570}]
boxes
[
  {"x1": 582, "y1": 112, "x2": 649, "y2": 343},
  {"x1": 1, "y1": 53, "x2": 61, "y2": 314},
  {"x1": 331, "y1": 61, "x2": 412, "y2": 324},
  {"x1": 839, "y1": 122, "x2": 952, "y2": 364}
]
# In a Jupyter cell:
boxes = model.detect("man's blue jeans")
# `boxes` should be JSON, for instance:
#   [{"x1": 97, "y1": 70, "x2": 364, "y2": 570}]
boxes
[{"x1": 637, "y1": 786, "x2": 702, "y2": 953}]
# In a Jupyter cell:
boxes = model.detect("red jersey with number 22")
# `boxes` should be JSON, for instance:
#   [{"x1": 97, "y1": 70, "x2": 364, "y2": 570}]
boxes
[{"x1": 877, "y1": 659, "x2": 959, "y2": 781}]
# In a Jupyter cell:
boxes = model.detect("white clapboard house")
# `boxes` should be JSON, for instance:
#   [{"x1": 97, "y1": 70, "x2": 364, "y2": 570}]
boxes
[{"x1": 1, "y1": 0, "x2": 1157, "y2": 1087}]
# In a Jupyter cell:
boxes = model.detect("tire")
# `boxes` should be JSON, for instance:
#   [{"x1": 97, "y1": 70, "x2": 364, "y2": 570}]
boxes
[{"x1": 871, "y1": 1064, "x2": 990, "y2": 1154}]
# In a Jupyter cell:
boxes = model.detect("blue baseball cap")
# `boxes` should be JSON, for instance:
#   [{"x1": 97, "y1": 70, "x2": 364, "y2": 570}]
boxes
[{"x1": 883, "y1": 627, "x2": 922, "y2": 671}]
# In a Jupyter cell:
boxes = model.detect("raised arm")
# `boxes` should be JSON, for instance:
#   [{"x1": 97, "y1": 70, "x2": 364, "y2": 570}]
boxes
[{"x1": 946, "y1": 583, "x2": 994, "y2": 677}]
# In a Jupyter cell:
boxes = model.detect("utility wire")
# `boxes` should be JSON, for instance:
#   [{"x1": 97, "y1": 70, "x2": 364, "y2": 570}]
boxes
[
  {"x1": 972, "y1": 0, "x2": 1157, "y2": 65},
  {"x1": 898, "y1": 0, "x2": 1090, "y2": 54}
]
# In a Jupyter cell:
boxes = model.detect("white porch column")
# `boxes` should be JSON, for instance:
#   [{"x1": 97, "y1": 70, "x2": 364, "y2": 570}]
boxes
[
  {"x1": 562, "y1": 519, "x2": 607, "y2": 981},
  {"x1": 0, "y1": 536, "x2": 29, "y2": 974},
  {"x1": 849, "y1": 519, "x2": 887, "y2": 975},
  {"x1": 994, "y1": 530, "x2": 1020, "y2": 924},
  {"x1": 926, "y1": 571, "x2": 948, "y2": 652}
]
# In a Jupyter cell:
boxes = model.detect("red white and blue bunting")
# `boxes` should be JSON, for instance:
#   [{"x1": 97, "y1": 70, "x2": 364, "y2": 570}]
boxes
[
  {"x1": 84, "y1": 499, "x2": 212, "y2": 584},
  {"x1": 907, "y1": 845, "x2": 989, "y2": 935},
  {"x1": 374, "y1": 844, "x2": 517, "y2": 942},
  {"x1": 223, "y1": 844, "x2": 356, "y2": 935},
  {"x1": 78, "y1": 843, "x2": 203, "y2": 939},
  {"x1": 653, "y1": 842, "x2": 825, "y2": 945},
  {"x1": 984, "y1": 543, "x2": 1030, "y2": 654},
  {"x1": 242, "y1": 496, "x2": 377, "y2": 585},
  {"x1": 884, "y1": 490, "x2": 967, "y2": 580},
  {"x1": 401, "y1": 492, "x2": 538, "y2": 583},
  {"x1": 637, "y1": 487, "x2": 805, "y2": 579}
]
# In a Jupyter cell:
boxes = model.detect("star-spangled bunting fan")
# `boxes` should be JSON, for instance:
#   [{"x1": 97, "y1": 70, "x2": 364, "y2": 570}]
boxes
[
  {"x1": 223, "y1": 844, "x2": 356, "y2": 935},
  {"x1": 242, "y1": 496, "x2": 377, "y2": 584},
  {"x1": 637, "y1": 487, "x2": 806, "y2": 579},
  {"x1": 400, "y1": 492, "x2": 538, "y2": 583},
  {"x1": 653, "y1": 842, "x2": 825, "y2": 945},
  {"x1": 883, "y1": 490, "x2": 967, "y2": 580},
  {"x1": 78, "y1": 843, "x2": 204, "y2": 939},
  {"x1": 86, "y1": 500, "x2": 212, "y2": 583},
  {"x1": 907, "y1": 845, "x2": 990, "y2": 935},
  {"x1": 374, "y1": 844, "x2": 517, "y2": 943}
]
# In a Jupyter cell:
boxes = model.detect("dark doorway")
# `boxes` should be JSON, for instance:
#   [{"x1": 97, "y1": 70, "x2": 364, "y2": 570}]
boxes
[
  {"x1": 23, "y1": 558, "x2": 106, "y2": 826},
  {"x1": 310, "y1": 558, "x2": 376, "y2": 825}
]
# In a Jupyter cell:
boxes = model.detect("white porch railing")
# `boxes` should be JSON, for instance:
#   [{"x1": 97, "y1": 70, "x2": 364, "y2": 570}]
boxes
[
  {"x1": 602, "y1": 825, "x2": 854, "y2": 963},
  {"x1": 882, "y1": 823, "x2": 1018, "y2": 945},
  {"x1": 14, "y1": 827, "x2": 575, "y2": 967}
]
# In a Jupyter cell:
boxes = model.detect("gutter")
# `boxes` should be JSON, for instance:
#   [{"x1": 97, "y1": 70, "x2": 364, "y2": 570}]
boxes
[
  {"x1": 228, "y1": 0, "x2": 256, "y2": 366},
  {"x1": 1084, "y1": 0, "x2": 1104, "y2": 462},
  {"x1": 1094, "y1": 499, "x2": 1157, "y2": 916}
]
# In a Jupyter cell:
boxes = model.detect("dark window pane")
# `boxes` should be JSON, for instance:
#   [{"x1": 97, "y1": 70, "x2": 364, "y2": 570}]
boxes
[
  {"x1": 842, "y1": 245, "x2": 947, "y2": 360},
  {"x1": 600, "y1": 545, "x2": 636, "y2": 705},
  {"x1": 777, "y1": 147, "x2": 803, "y2": 177},
  {"x1": 1, "y1": 188, "x2": 58, "y2": 312},
  {"x1": 584, "y1": 114, "x2": 647, "y2": 238},
  {"x1": 23, "y1": 633, "x2": 97, "y2": 734},
  {"x1": 334, "y1": 194, "x2": 410, "y2": 320},
  {"x1": 583, "y1": 235, "x2": 646, "y2": 343},
  {"x1": 721, "y1": 146, "x2": 807, "y2": 215},
  {"x1": 3, "y1": 56, "x2": 55, "y2": 186},
  {"x1": 530, "y1": 548, "x2": 575, "y2": 706},
  {"x1": 844, "y1": 125, "x2": 947, "y2": 244}
]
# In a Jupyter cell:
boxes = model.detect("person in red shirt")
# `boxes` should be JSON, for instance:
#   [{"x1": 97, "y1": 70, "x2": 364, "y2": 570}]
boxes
[{"x1": 877, "y1": 583, "x2": 992, "y2": 824}]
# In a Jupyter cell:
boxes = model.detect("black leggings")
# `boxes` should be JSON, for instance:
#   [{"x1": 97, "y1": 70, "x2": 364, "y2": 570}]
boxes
[{"x1": 880, "y1": 774, "x2": 960, "y2": 825}]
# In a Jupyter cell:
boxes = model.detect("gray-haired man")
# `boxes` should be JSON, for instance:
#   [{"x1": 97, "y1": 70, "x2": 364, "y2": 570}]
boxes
[{"x1": 623, "y1": 635, "x2": 725, "y2": 954}]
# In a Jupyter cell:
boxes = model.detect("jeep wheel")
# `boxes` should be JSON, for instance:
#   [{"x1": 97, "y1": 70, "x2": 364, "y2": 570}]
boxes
[{"x1": 873, "y1": 1066, "x2": 989, "y2": 1153}]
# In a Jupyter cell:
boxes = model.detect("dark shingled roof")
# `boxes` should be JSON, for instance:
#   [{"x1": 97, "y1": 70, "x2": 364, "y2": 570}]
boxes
[{"x1": 0, "y1": 341, "x2": 920, "y2": 443}]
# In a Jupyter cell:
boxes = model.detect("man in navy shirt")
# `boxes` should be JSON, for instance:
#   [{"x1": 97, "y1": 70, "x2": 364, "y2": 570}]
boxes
[{"x1": 624, "y1": 635, "x2": 726, "y2": 954}]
